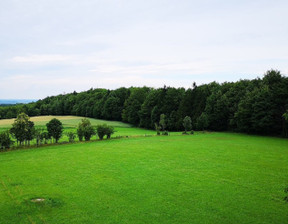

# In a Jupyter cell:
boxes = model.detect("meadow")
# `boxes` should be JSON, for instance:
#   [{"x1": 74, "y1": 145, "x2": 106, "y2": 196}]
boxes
[
  {"x1": 0, "y1": 116, "x2": 156, "y2": 144},
  {"x1": 0, "y1": 131, "x2": 287, "y2": 224}
]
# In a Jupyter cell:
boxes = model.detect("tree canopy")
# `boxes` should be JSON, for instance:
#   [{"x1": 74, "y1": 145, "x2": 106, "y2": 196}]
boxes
[
  {"x1": 1, "y1": 70, "x2": 287, "y2": 137},
  {"x1": 10, "y1": 113, "x2": 35, "y2": 145},
  {"x1": 46, "y1": 118, "x2": 63, "y2": 143}
]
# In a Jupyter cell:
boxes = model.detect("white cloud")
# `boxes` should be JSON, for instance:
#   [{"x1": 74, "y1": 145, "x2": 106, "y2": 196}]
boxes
[{"x1": 1, "y1": 0, "x2": 288, "y2": 98}]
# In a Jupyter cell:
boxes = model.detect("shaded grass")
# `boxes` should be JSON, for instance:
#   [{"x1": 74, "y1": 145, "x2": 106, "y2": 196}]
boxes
[{"x1": 0, "y1": 132, "x2": 287, "y2": 223}]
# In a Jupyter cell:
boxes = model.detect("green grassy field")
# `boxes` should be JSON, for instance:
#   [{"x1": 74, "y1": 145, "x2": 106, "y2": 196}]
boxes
[
  {"x1": 0, "y1": 116, "x2": 132, "y2": 128},
  {"x1": 0, "y1": 116, "x2": 156, "y2": 144},
  {"x1": 0, "y1": 132, "x2": 287, "y2": 224}
]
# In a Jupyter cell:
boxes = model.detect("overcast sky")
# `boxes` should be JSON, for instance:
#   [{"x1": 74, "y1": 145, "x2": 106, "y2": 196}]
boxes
[{"x1": 1, "y1": 0, "x2": 287, "y2": 99}]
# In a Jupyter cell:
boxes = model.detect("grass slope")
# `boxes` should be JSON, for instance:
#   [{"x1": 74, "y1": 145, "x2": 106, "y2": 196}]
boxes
[
  {"x1": 0, "y1": 132, "x2": 288, "y2": 224},
  {"x1": 0, "y1": 116, "x2": 156, "y2": 141},
  {"x1": 0, "y1": 116, "x2": 131, "y2": 128}
]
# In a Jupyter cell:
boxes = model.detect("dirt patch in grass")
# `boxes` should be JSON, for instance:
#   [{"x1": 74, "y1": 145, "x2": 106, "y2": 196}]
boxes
[{"x1": 31, "y1": 198, "x2": 45, "y2": 203}]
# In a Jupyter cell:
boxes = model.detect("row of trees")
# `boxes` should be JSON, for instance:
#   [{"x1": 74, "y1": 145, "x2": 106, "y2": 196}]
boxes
[
  {"x1": 9, "y1": 113, "x2": 63, "y2": 146},
  {"x1": 1, "y1": 70, "x2": 287, "y2": 137},
  {"x1": 0, "y1": 113, "x2": 115, "y2": 150}
]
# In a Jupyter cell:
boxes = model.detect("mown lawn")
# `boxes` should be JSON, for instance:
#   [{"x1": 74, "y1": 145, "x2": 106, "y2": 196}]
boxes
[{"x1": 0, "y1": 132, "x2": 287, "y2": 224}]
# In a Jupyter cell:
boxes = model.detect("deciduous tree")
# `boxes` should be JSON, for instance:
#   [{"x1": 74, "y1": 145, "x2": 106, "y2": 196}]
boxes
[
  {"x1": 46, "y1": 118, "x2": 63, "y2": 143},
  {"x1": 10, "y1": 113, "x2": 34, "y2": 146}
]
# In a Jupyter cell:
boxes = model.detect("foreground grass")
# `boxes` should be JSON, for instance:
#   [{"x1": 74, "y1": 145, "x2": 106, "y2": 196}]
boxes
[{"x1": 0, "y1": 132, "x2": 287, "y2": 224}]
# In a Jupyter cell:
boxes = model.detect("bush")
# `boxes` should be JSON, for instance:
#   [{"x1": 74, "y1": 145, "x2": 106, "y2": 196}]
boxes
[
  {"x1": 162, "y1": 131, "x2": 169, "y2": 135},
  {"x1": 77, "y1": 119, "x2": 95, "y2": 141},
  {"x1": 0, "y1": 131, "x2": 13, "y2": 150},
  {"x1": 84, "y1": 125, "x2": 95, "y2": 141},
  {"x1": 106, "y1": 126, "x2": 114, "y2": 139},
  {"x1": 66, "y1": 132, "x2": 76, "y2": 142},
  {"x1": 41, "y1": 131, "x2": 51, "y2": 144},
  {"x1": 96, "y1": 124, "x2": 114, "y2": 140},
  {"x1": 77, "y1": 126, "x2": 84, "y2": 141},
  {"x1": 190, "y1": 130, "x2": 194, "y2": 135}
]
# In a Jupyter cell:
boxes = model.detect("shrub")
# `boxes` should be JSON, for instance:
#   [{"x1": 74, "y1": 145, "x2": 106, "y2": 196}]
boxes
[
  {"x1": 96, "y1": 124, "x2": 106, "y2": 140},
  {"x1": 162, "y1": 131, "x2": 169, "y2": 135},
  {"x1": 66, "y1": 132, "x2": 76, "y2": 142},
  {"x1": 106, "y1": 126, "x2": 114, "y2": 139},
  {"x1": 77, "y1": 126, "x2": 84, "y2": 141},
  {"x1": 0, "y1": 131, "x2": 13, "y2": 150},
  {"x1": 96, "y1": 124, "x2": 114, "y2": 140},
  {"x1": 41, "y1": 131, "x2": 51, "y2": 144},
  {"x1": 77, "y1": 119, "x2": 95, "y2": 141}
]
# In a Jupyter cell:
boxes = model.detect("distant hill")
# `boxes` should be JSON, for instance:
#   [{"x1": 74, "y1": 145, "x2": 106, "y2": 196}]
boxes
[{"x1": 0, "y1": 99, "x2": 37, "y2": 105}]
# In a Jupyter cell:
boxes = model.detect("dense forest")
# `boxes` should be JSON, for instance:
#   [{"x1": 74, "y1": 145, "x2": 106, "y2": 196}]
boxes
[{"x1": 1, "y1": 70, "x2": 288, "y2": 137}]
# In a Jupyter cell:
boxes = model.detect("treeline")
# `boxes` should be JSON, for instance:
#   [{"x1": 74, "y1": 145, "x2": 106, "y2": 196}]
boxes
[{"x1": 1, "y1": 70, "x2": 287, "y2": 137}]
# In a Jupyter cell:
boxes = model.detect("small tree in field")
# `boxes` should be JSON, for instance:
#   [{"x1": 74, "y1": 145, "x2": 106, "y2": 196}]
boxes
[
  {"x1": 0, "y1": 131, "x2": 13, "y2": 150},
  {"x1": 96, "y1": 124, "x2": 114, "y2": 140},
  {"x1": 41, "y1": 131, "x2": 50, "y2": 144},
  {"x1": 106, "y1": 126, "x2": 114, "y2": 139},
  {"x1": 77, "y1": 118, "x2": 95, "y2": 141},
  {"x1": 77, "y1": 125, "x2": 84, "y2": 141},
  {"x1": 10, "y1": 113, "x2": 35, "y2": 146},
  {"x1": 96, "y1": 125, "x2": 106, "y2": 140},
  {"x1": 183, "y1": 116, "x2": 192, "y2": 134},
  {"x1": 46, "y1": 118, "x2": 63, "y2": 143}
]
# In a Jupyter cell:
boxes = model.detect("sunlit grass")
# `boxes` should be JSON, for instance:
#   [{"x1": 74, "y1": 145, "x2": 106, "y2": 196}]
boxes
[
  {"x1": 0, "y1": 133, "x2": 287, "y2": 223},
  {"x1": 0, "y1": 116, "x2": 156, "y2": 145},
  {"x1": 0, "y1": 115, "x2": 132, "y2": 128}
]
